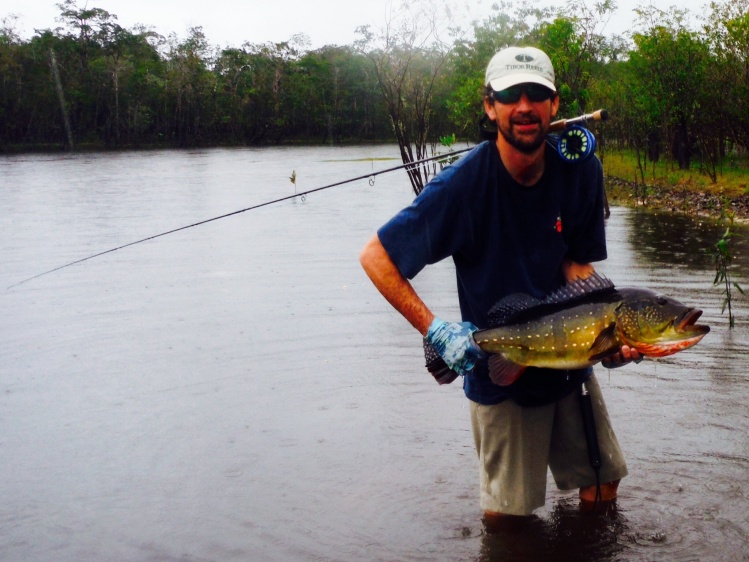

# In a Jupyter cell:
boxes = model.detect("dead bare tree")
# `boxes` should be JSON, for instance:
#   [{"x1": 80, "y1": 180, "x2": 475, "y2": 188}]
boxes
[{"x1": 356, "y1": 0, "x2": 454, "y2": 195}]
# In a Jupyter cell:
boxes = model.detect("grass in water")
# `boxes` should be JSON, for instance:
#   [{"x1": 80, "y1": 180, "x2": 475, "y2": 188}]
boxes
[{"x1": 712, "y1": 228, "x2": 745, "y2": 328}]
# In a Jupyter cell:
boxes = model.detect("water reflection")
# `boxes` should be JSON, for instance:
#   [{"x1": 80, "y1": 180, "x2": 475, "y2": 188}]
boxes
[{"x1": 625, "y1": 208, "x2": 749, "y2": 273}]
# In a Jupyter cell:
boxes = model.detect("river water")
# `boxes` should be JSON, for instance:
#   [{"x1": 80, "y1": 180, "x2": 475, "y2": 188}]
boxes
[{"x1": 1, "y1": 146, "x2": 748, "y2": 561}]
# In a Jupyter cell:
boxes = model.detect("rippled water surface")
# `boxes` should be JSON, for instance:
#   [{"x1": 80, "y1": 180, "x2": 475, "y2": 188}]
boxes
[{"x1": 2, "y1": 146, "x2": 748, "y2": 561}]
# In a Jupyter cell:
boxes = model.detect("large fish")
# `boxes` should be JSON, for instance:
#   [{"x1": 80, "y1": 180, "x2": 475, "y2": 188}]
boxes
[{"x1": 473, "y1": 274, "x2": 710, "y2": 386}]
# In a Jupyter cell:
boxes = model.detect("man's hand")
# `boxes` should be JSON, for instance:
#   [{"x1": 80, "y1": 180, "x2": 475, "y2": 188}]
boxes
[
  {"x1": 601, "y1": 345, "x2": 643, "y2": 369},
  {"x1": 425, "y1": 318, "x2": 485, "y2": 376}
]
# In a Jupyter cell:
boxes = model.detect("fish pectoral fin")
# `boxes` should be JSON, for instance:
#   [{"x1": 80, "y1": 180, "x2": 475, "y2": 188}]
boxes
[
  {"x1": 588, "y1": 322, "x2": 620, "y2": 361},
  {"x1": 487, "y1": 354, "x2": 526, "y2": 386}
]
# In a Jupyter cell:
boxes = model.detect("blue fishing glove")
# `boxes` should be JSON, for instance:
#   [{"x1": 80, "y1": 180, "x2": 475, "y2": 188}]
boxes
[{"x1": 425, "y1": 318, "x2": 485, "y2": 376}]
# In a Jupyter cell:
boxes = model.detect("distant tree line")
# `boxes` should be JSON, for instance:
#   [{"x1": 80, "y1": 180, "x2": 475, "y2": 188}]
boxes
[
  {"x1": 0, "y1": 1, "x2": 393, "y2": 148},
  {"x1": 1, "y1": 0, "x2": 748, "y2": 184}
]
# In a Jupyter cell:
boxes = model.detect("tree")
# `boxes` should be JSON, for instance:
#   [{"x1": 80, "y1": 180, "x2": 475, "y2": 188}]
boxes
[
  {"x1": 163, "y1": 26, "x2": 217, "y2": 145},
  {"x1": 704, "y1": 0, "x2": 749, "y2": 153},
  {"x1": 538, "y1": 0, "x2": 616, "y2": 117},
  {"x1": 446, "y1": 2, "x2": 532, "y2": 139},
  {"x1": 625, "y1": 6, "x2": 711, "y2": 170},
  {"x1": 0, "y1": 17, "x2": 25, "y2": 146},
  {"x1": 355, "y1": 0, "x2": 453, "y2": 195}
]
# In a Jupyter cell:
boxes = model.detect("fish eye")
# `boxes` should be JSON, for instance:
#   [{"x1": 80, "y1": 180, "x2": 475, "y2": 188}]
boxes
[{"x1": 656, "y1": 297, "x2": 668, "y2": 306}]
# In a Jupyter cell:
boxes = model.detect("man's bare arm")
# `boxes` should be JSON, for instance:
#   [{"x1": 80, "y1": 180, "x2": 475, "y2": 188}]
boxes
[{"x1": 359, "y1": 234, "x2": 434, "y2": 336}]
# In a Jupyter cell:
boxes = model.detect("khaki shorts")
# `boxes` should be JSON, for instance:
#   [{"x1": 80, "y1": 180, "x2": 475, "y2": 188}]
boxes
[{"x1": 469, "y1": 373, "x2": 627, "y2": 516}]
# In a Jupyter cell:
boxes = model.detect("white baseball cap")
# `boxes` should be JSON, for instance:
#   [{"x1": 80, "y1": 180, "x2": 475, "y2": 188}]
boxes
[{"x1": 485, "y1": 46, "x2": 556, "y2": 93}]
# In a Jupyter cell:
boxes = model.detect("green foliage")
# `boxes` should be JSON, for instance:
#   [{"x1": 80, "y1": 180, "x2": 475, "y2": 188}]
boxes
[
  {"x1": 539, "y1": 18, "x2": 588, "y2": 115},
  {"x1": 440, "y1": 133, "x2": 455, "y2": 148},
  {"x1": 590, "y1": 1, "x2": 746, "y2": 187},
  {"x1": 444, "y1": 1, "x2": 546, "y2": 137},
  {"x1": 712, "y1": 228, "x2": 745, "y2": 328},
  {"x1": 435, "y1": 133, "x2": 459, "y2": 166},
  {"x1": 0, "y1": 2, "x2": 390, "y2": 148},
  {"x1": 444, "y1": 74, "x2": 483, "y2": 138}
]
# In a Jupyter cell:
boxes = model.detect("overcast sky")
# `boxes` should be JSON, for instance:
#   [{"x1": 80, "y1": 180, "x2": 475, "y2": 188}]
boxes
[{"x1": 1, "y1": 0, "x2": 710, "y2": 50}]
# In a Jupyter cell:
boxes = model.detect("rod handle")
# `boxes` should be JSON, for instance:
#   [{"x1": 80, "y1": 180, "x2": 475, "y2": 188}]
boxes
[{"x1": 550, "y1": 109, "x2": 609, "y2": 133}]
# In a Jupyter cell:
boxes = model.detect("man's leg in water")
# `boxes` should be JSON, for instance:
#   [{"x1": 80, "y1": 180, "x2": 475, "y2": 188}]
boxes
[
  {"x1": 580, "y1": 479, "x2": 620, "y2": 502},
  {"x1": 483, "y1": 477, "x2": 620, "y2": 531},
  {"x1": 550, "y1": 374, "x2": 628, "y2": 511},
  {"x1": 470, "y1": 399, "x2": 557, "y2": 520},
  {"x1": 471, "y1": 374, "x2": 628, "y2": 528}
]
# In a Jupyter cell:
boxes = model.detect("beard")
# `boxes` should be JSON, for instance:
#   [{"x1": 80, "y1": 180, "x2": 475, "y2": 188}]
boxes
[{"x1": 497, "y1": 115, "x2": 548, "y2": 154}]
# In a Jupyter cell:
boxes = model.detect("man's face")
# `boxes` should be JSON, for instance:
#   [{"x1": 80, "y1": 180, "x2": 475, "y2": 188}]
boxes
[{"x1": 484, "y1": 84, "x2": 560, "y2": 154}]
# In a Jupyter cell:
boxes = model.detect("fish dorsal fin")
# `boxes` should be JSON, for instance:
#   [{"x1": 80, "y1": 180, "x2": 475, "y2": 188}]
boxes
[
  {"x1": 486, "y1": 273, "x2": 616, "y2": 328},
  {"x1": 487, "y1": 293, "x2": 542, "y2": 327},
  {"x1": 487, "y1": 355, "x2": 526, "y2": 386},
  {"x1": 543, "y1": 273, "x2": 615, "y2": 306}
]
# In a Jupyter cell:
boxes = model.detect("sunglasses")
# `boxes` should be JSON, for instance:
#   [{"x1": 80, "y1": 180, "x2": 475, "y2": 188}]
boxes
[{"x1": 492, "y1": 84, "x2": 555, "y2": 104}]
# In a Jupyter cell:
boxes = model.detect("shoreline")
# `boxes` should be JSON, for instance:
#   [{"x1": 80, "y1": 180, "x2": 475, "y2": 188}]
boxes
[{"x1": 605, "y1": 176, "x2": 749, "y2": 224}]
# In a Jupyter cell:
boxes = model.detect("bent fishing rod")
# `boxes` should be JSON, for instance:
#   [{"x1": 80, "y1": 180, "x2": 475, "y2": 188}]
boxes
[{"x1": 10, "y1": 109, "x2": 608, "y2": 289}]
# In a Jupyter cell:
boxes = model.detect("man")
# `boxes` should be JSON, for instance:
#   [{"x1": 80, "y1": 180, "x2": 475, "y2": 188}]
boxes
[{"x1": 359, "y1": 46, "x2": 639, "y2": 528}]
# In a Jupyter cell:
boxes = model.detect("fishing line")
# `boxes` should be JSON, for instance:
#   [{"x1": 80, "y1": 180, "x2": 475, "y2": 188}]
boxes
[
  {"x1": 8, "y1": 147, "x2": 473, "y2": 289},
  {"x1": 10, "y1": 109, "x2": 608, "y2": 289}
]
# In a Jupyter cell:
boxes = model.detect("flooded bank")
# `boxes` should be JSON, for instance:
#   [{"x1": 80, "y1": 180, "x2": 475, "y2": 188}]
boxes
[{"x1": 1, "y1": 146, "x2": 748, "y2": 560}]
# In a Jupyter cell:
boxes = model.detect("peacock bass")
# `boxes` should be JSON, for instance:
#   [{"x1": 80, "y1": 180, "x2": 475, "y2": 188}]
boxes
[{"x1": 473, "y1": 274, "x2": 710, "y2": 386}]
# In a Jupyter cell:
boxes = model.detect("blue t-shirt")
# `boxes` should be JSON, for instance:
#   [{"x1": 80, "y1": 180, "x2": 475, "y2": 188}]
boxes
[{"x1": 378, "y1": 141, "x2": 607, "y2": 404}]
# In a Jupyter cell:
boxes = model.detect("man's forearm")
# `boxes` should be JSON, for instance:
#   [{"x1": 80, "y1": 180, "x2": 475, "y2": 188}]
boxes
[{"x1": 359, "y1": 234, "x2": 435, "y2": 335}]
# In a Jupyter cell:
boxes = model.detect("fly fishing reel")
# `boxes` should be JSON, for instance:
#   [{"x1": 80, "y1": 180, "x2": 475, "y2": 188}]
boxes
[
  {"x1": 548, "y1": 109, "x2": 607, "y2": 164},
  {"x1": 548, "y1": 125, "x2": 597, "y2": 164}
]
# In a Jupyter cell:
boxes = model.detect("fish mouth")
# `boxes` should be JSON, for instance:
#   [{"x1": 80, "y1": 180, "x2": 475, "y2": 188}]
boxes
[
  {"x1": 675, "y1": 308, "x2": 710, "y2": 335},
  {"x1": 631, "y1": 308, "x2": 710, "y2": 358}
]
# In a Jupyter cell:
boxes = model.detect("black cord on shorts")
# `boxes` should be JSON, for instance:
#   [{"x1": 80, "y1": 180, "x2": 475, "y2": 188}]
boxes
[{"x1": 580, "y1": 382, "x2": 603, "y2": 508}]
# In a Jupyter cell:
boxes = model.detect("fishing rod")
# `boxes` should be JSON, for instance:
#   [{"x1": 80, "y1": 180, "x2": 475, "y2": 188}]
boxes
[
  {"x1": 549, "y1": 109, "x2": 608, "y2": 133},
  {"x1": 10, "y1": 109, "x2": 608, "y2": 289},
  {"x1": 8, "y1": 148, "x2": 471, "y2": 289}
]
